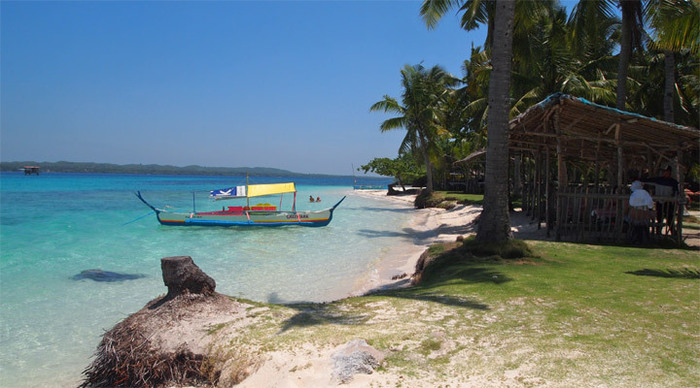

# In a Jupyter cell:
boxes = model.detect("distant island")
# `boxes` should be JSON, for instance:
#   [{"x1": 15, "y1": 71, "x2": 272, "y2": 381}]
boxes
[{"x1": 0, "y1": 161, "x2": 367, "y2": 179}]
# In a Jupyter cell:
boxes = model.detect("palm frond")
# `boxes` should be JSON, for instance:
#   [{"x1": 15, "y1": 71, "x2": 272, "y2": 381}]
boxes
[{"x1": 420, "y1": 0, "x2": 461, "y2": 29}]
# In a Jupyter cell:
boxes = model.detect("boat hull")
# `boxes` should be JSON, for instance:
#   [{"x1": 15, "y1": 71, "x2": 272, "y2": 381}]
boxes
[
  {"x1": 156, "y1": 209, "x2": 335, "y2": 227},
  {"x1": 136, "y1": 192, "x2": 345, "y2": 228}
]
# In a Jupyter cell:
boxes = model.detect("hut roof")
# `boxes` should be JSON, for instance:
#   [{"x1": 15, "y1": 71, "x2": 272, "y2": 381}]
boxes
[{"x1": 508, "y1": 93, "x2": 699, "y2": 167}]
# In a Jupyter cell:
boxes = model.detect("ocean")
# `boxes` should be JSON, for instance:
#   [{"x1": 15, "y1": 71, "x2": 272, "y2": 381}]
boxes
[{"x1": 0, "y1": 172, "x2": 415, "y2": 387}]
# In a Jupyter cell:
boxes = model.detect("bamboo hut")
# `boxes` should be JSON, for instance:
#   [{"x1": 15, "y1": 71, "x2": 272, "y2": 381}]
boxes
[
  {"x1": 455, "y1": 93, "x2": 699, "y2": 245},
  {"x1": 507, "y1": 93, "x2": 699, "y2": 245}
]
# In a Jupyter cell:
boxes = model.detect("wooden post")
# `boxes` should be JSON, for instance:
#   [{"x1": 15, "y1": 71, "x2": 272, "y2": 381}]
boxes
[
  {"x1": 595, "y1": 137, "x2": 602, "y2": 191},
  {"x1": 546, "y1": 148, "x2": 551, "y2": 237},
  {"x1": 514, "y1": 152, "x2": 522, "y2": 199},
  {"x1": 533, "y1": 150, "x2": 542, "y2": 230},
  {"x1": 615, "y1": 123, "x2": 624, "y2": 238},
  {"x1": 554, "y1": 109, "x2": 565, "y2": 240},
  {"x1": 674, "y1": 155, "x2": 683, "y2": 246}
]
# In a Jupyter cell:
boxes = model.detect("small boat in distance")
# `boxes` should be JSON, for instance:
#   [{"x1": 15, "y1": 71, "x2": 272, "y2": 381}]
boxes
[{"x1": 136, "y1": 181, "x2": 345, "y2": 227}]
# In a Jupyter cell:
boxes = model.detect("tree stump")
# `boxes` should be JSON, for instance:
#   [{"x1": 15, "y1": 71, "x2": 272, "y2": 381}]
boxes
[{"x1": 161, "y1": 256, "x2": 216, "y2": 299}]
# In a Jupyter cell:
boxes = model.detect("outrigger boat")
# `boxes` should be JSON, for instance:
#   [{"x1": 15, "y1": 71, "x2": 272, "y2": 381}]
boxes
[{"x1": 136, "y1": 182, "x2": 345, "y2": 227}]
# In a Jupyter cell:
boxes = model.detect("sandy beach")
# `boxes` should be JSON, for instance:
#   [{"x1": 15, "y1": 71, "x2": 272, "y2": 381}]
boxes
[{"x1": 234, "y1": 191, "x2": 550, "y2": 387}]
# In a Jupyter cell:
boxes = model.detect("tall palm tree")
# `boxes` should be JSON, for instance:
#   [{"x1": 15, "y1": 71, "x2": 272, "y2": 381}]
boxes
[
  {"x1": 476, "y1": 0, "x2": 516, "y2": 242},
  {"x1": 421, "y1": 0, "x2": 516, "y2": 241},
  {"x1": 616, "y1": 0, "x2": 645, "y2": 110},
  {"x1": 370, "y1": 64, "x2": 457, "y2": 193}
]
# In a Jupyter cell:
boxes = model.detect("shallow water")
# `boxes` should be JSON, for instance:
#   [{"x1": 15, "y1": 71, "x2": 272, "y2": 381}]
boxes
[{"x1": 0, "y1": 173, "x2": 414, "y2": 387}]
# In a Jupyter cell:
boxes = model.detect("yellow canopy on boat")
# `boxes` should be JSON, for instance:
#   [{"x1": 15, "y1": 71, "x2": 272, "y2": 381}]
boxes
[{"x1": 247, "y1": 182, "x2": 296, "y2": 197}]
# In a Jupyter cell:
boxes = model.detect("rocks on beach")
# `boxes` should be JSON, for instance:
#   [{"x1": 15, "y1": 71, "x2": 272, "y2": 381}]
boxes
[{"x1": 332, "y1": 339, "x2": 385, "y2": 383}]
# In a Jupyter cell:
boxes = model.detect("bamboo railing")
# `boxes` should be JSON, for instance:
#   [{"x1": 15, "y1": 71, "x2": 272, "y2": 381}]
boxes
[{"x1": 555, "y1": 186, "x2": 682, "y2": 244}]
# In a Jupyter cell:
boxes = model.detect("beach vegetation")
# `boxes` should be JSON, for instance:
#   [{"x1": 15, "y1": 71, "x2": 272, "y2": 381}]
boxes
[
  {"x1": 415, "y1": 190, "x2": 484, "y2": 209},
  {"x1": 203, "y1": 341, "x2": 261, "y2": 386},
  {"x1": 359, "y1": 154, "x2": 424, "y2": 190},
  {"x1": 371, "y1": 64, "x2": 461, "y2": 194}
]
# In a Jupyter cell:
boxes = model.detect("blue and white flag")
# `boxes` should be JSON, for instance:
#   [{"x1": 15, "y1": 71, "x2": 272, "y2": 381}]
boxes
[{"x1": 210, "y1": 185, "x2": 246, "y2": 200}]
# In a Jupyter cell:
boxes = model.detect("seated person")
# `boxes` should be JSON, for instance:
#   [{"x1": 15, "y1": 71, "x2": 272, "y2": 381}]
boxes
[{"x1": 627, "y1": 180, "x2": 654, "y2": 243}]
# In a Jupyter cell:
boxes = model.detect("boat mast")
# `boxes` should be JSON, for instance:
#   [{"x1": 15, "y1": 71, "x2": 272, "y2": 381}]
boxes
[{"x1": 246, "y1": 173, "x2": 250, "y2": 209}]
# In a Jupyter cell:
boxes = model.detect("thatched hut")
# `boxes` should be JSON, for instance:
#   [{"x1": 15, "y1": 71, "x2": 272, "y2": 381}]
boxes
[{"x1": 459, "y1": 93, "x2": 700, "y2": 245}]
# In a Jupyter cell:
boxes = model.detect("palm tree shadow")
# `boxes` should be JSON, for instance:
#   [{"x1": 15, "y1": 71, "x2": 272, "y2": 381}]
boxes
[
  {"x1": 370, "y1": 265, "x2": 510, "y2": 310},
  {"x1": 276, "y1": 265, "x2": 508, "y2": 333},
  {"x1": 277, "y1": 303, "x2": 370, "y2": 333},
  {"x1": 625, "y1": 268, "x2": 700, "y2": 279},
  {"x1": 374, "y1": 289, "x2": 491, "y2": 310}
]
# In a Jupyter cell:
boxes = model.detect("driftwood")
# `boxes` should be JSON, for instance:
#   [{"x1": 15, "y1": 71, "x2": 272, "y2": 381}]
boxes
[
  {"x1": 80, "y1": 256, "x2": 232, "y2": 388},
  {"x1": 161, "y1": 256, "x2": 216, "y2": 300}
]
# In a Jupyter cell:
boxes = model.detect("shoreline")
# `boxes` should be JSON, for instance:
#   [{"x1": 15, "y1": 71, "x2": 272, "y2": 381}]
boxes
[
  {"x1": 346, "y1": 189, "x2": 559, "y2": 298},
  {"x1": 347, "y1": 190, "x2": 483, "y2": 297}
]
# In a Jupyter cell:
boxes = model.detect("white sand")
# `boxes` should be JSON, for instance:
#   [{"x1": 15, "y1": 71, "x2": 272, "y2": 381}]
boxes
[{"x1": 347, "y1": 190, "x2": 547, "y2": 297}]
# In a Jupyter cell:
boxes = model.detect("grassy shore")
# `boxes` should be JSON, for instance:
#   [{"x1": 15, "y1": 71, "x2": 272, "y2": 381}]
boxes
[{"x1": 210, "y1": 234, "x2": 699, "y2": 387}]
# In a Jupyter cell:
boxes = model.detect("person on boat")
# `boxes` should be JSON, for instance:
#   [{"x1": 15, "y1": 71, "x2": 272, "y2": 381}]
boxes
[
  {"x1": 309, "y1": 195, "x2": 315, "y2": 203},
  {"x1": 316, "y1": 196, "x2": 321, "y2": 202}
]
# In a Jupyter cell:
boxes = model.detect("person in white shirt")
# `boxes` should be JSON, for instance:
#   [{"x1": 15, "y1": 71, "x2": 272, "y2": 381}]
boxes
[
  {"x1": 627, "y1": 180, "x2": 654, "y2": 244},
  {"x1": 629, "y1": 180, "x2": 654, "y2": 209}
]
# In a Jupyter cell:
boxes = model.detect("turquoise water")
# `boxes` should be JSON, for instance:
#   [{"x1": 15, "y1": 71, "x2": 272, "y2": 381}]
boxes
[{"x1": 0, "y1": 173, "x2": 413, "y2": 387}]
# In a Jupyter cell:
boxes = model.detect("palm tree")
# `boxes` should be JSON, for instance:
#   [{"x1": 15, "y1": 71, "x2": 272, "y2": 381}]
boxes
[
  {"x1": 646, "y1": 0, "x2": 699, "y2": 55},
  {"x1": 422, "y1": 0, "x2": 516, "y2": 242},
  {"x1": 477, "y1": 0, "x2": 516, "y2": 242},
  {"x1": 370, "y1": 64, "x2": 457, "y2": 193},
  {"x1": 616, "y1": 0, "x2": 645, "y2": 110},
  {"x1": 646, "y1": 0, "x2": 700, "y2": 123},
  {"x1": 421, "y1": 0, "x2": 515, "y2": 242}
]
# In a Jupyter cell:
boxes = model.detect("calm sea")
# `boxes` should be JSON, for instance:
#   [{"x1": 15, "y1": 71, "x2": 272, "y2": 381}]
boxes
[{"x1": 0, "y1": 172, "x2": 414, "y2": 387}]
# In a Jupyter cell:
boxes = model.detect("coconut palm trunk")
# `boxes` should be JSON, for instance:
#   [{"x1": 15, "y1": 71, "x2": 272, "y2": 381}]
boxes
[
  {"x1": 476, "y1": 0, "x2": 515, "y2": 243},
  {"x1": 616, "y1": 7, "x2": 632, "y2": 110},
  {"x1": 418, "y1": 130, "x2": 434, "y2": 193},
  {"x1": 616, "y1": 0, "x2": 644, "y2": 110},
  {"x1": 663, "y1": 50, "x2": 675, "y2": 122}
]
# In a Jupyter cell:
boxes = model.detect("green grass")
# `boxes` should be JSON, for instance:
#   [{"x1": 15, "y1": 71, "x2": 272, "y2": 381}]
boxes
[
  {"x1": 213, "y1": 240, "x2": 699, "y2": 386},
  {"x1": 435, "y1": 190, "x2": 484, "y2": 205},
  {"x1": 393, "y1": 240, "x2": 700, "y2": 385},
  {"x1": 415, "y1": 191, "x2": 484, "y2": 209}
]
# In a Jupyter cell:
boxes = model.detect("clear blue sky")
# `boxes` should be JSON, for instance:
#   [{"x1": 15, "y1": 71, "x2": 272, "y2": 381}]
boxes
[{"x1": 1, "y1": 1, "x2": 487, "y2": 175}]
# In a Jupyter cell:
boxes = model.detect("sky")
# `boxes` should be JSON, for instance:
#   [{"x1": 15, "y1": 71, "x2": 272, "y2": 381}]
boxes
[{"x1": 0, "y1": 0, "x2": 488, "y2": 175}]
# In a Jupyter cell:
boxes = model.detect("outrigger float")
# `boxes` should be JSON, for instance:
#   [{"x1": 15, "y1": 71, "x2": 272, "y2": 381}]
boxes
[{"x1": 136, "y1": 182, "x2": 345, "y2": 227}]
